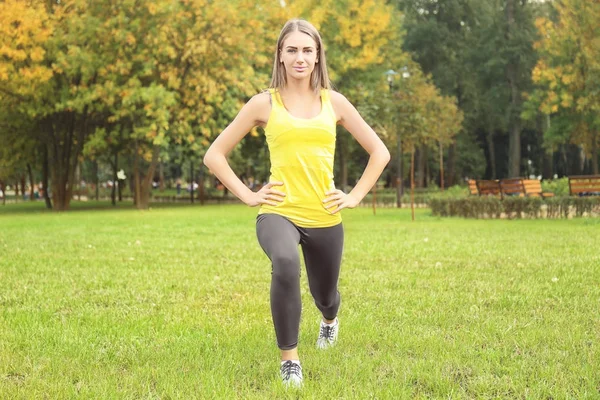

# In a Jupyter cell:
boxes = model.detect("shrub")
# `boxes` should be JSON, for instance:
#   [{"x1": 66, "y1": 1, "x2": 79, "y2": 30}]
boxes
[
  {"x1": 542, "y1": 177, "x2": 569, "y2": 196},
  {"x1": 431, "y1": 196, "x2": 600, "y2": 219}
]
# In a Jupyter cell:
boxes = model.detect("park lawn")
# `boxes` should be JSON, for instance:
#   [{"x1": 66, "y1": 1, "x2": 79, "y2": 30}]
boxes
[{"x1": 0, "y1": 203, "x2": 599, "y2": 399}]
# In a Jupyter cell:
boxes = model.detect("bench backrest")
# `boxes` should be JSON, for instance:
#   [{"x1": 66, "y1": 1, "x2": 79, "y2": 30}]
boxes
[
  {"x1": 500, "y1": 178, "x2": 524, "y2": 197},
  {"x1": 468, "y1": 179, "x2": 478, "y2": 195},
  {"x1": 569, "y1": 175, "x2": 600, "y2": 195},
  {"x1": 523, "y1": 179, "x2": 543, "y2": 196},
  {"x1": 476, "y1": 180, "x2": 501, "y2": 197}
]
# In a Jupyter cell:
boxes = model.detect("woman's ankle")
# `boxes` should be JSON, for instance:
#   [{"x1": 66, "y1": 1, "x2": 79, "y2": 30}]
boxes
[{"x1": 281, "y1": 348, "x2": 299, "y2": 361}]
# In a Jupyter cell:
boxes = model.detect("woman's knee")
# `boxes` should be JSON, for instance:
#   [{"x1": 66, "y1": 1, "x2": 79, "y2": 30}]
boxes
[
  {"x1": 271, "y1": 253, "x2": 299, "y2": 286},
  {"x1": 314, "y1": 291, "x2": 340, "y2": 310}
]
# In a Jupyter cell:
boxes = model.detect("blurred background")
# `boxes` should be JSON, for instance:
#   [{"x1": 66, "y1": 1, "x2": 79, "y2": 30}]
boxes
[{"x1": 0, "y1": 0, "x2": 598, "y2": 210}]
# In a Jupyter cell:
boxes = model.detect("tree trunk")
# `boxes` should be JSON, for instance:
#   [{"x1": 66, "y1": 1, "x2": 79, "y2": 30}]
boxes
[
  {"x1": 47, "y1": 108, "x2": 88, "y2": 211},
  {"x1": 50, "y1": 165, "x2": 68, "y2": 210},
  {"x1": 136, "y1": 146, "x2": 160, "y2": 209},
  {"x1": 19, "y1": 174, "x2": 27, "y2": 200},
  {"x1": 416, "y1": 146, "x2": 426, "y2": 188},
  {"x1": 94, "y1": 160, "x2": 99, "y2": 201},
  {"x1": 111, "y1": 152, "x2": 118, "y2": 206},
  {"x1": 561, "y1": 145, "x2": 569, "y2": 176},
  {"x1": 27, "y1": 163, "x2": 35, "y2": 201},
  {"x1": 439, "y1": 142, "x2": 444, "y2": 191},
  {"x1": 159, "y1": 162, "x2": 165, "y2": 192},
  {"x1": 592, "y1": 132, "x2": 599, "y2": 175},
  {"x1": 506, "y1": 0, "x2": 522, "y2": 178},
  {"x1": 396, "y1": 132, "x2": 403, "y2": 207},
  {"x1": 486, "y1": 123, "x2": 497, "y2": 179},
  {"x1": 134, "y1": 141, "x2": 140, "y2": 207},
  {"x1": 425, "y1": 149, "x2": 430, "y2": 188},
  {"x1": 567, "y1": 144, "x2": 582, "y2": 175},
  {"x1": 75, "y1": 162, "x2": 81, "y2": 201},
  {"x1": 507, "y1": 88, "x2": 521, "y2": 177},
  {"x1": 0, "y1": 180, "x2": 5, "y2": 206},
  {"x1": 42, "y1": 144, "x2": 52, "y2": 209},
  {"x1": 190, "y1": 158, "x2": 194, "y2": 204},
  {"x1": 541, "y1": 115, "x2": 551, "y2": 178},
  {"x1": 20, "y1": 173, "x2": 26, "y2": 200},
  {"x1": 447, "y1": 143, "x2": 456, "y2": 186}
]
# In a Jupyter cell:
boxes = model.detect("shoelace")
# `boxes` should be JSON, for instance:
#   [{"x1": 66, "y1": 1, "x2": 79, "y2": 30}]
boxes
[
  {"x1": 281, "y1": 361, "x2": 301, "y2": 380},
  {"x1": 319, "y1": 324, "x2": 336, "y2": 341}
]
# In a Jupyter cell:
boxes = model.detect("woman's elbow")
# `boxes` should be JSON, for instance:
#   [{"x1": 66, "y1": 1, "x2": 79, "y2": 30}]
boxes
[
  {"x1": 203, "y1": 150, "x2": 216, "y2": 170},
  {"x1": 203, "y1": 152, "x2": 210, "y2": 168},
  {"x1": 380, "y1": 147, "x2": 391, "y2": 165}
]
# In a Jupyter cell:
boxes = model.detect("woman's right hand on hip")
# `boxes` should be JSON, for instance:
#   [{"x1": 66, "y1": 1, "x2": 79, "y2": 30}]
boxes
[{"x1": 245, "y1": 181, "x2": 286, "y2": 207}]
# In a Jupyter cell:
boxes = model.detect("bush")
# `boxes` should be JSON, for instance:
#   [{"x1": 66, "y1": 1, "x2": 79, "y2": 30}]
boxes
[
  {"x1": 542, "y1": 177, "x2": 569, "y2": 196},
  {"x1": 431, "y1": 196, "x2": 600, "y2": 219},
  {"x1": 431, "y1": 197, "x2": 504, "y2": 218},
  {"x1": 503, "y1": 197, "x2": 543, "y2": 219}
]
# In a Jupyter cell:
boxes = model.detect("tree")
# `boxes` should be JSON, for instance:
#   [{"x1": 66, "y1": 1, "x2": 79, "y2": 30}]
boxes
[
  {"x1": 504, "y1": 0, "x2": 538, "y2": 178},
  {"x1": 396, "y1": 0, "x2": 539, "y2": 181},
  {"x1": 381, "y1": 62, "x2": 462, "y2": 216},
  {"x1": 529, "y1": 0, "x2": 600, "y2": 174},
  {"x1": 0, "y1": 0, "x2": 54, "y2": 206}
]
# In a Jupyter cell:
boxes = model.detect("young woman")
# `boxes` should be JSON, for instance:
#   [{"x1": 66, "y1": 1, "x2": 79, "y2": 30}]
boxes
[{"x1": 203, "y1": 19, "x2": 390, "y2": 387}]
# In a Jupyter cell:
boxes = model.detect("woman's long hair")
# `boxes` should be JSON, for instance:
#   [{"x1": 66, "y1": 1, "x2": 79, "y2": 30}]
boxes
[{"x1": 269, "y1": 19, "x2": 331, "y2": 92}]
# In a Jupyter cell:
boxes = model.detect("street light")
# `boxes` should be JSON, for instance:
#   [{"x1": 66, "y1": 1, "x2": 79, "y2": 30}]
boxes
[{"x1": 385, "y1": 67, "x2": 410, "y2": 208}]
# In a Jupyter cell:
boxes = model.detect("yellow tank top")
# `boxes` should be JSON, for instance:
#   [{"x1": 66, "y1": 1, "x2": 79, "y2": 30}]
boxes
[{"x1": 258, "y1": 88, "x2": 342, "y2": 228}]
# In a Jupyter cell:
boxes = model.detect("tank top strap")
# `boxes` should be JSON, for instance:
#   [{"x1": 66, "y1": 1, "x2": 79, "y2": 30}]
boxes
[
  {"x1": 267, "y1": 88, "x2": 284, "y2": 109},
  {"x1": 320, "y1": 88, "x2": 329, "y2": 102},
  {"x1": 320, "y1": 89, "x2": 336, "y2": 120}
]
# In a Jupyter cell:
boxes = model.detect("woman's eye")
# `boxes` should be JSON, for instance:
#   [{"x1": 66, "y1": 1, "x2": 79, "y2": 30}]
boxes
[
  {"x1": 305, "y1": 49, "x2": 313, "y2": 53},
  {"x1": 287, "y1": 49, "x2": 296, "y2": 53}
]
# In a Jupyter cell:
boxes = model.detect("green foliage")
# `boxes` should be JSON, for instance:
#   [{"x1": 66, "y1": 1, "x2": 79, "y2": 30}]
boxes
[
  {"x1": 528, "y1": 0, "x2": 600, "y2": 172},
  {"x1": 431, "y1": 196, "x2": 600, "y2": 219},
  {"x1": 397, "y1": 0, "x2": 542, "y2": 180},
  {"x1": 454, "y1": 130, "x2": 487, "y2": 179},
  {"x1": 541, "y1": 177, "x2": 569, "y2": 196}
]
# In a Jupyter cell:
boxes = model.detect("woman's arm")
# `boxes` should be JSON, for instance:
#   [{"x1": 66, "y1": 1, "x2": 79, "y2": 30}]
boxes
[
  {"x1": 203, "y1": 92, "x2": 285, "y2": 207},
  {"x1": 325, "y1": 91, "x2": 391, "y2": 213}
]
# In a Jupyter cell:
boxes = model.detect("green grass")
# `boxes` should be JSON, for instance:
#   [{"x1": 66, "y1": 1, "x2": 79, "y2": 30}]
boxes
[{"x1": 1, "y1": 203, "x2": 599, "y2": 399}]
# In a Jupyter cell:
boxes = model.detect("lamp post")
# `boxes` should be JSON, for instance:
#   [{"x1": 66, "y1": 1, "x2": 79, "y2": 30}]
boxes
[{"x1": 385, "y1": 67, "x2": 409, "y2": 208}]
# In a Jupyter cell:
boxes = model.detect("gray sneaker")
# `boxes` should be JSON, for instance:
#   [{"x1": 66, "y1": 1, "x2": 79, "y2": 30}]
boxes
[
  {"x1": 280, "y1": 360, "x2": 303, "y2": 387},
  {"x1": 316, "y1": 318, "x2": 339, "y2": 349}
]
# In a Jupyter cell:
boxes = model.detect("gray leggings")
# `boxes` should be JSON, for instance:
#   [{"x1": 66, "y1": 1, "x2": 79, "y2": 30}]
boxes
[{"x1": 256, "y1": 213, "x2": 344, "y2": 350}]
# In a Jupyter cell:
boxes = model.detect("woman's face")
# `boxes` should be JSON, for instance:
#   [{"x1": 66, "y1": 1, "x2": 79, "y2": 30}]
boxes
[{"x1": 280, "y1": 30, "x2": 318, "y2": 81}]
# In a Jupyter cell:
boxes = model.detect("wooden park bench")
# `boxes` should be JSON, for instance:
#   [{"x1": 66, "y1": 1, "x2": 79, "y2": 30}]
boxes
[
  {"x1": 523, "y1": 179, "x2": 554, "y2": 198},
  {"x1": 471, "y1": 178, "x2": 555, "y2": 199},
  {"x1": 468, "y1": 179, "x2": 478, "y2": 196},
  {"x1": 499, "y1": 178, "x2": 525, "y2": 198},
  {"x1": 569, "y1": 175, "x2": 600, "y2": 196},
  {"x1": 476, "y1": 179, "x2": 501, "y2": 197}
]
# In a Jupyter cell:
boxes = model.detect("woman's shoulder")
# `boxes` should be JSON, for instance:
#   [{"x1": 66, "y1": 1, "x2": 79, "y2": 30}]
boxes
[
  {"x1": 326, "y1": 90, "x2": 351, "y2": 122},
  {"x1": 249, "y1": 90, "x2": 273, "y2": 107},
  {"x1": 327, "y1": 89, "x2": 350, "y2": 106},
  {"x1": 245, "y1": 90, "x2": 272, "y2": 127}
]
